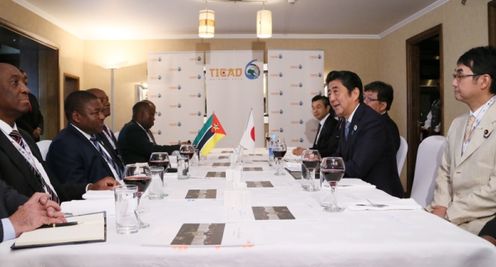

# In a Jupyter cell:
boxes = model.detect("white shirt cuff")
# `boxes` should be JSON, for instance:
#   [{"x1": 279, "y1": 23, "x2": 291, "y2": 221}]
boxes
[{"x1": 2, "y1": 218, "x2": 16, "y2": 241}]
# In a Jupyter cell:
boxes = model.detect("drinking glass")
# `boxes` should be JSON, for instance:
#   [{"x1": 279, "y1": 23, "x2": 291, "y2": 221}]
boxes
[
  {"x1": 273, "y1": 138, "x2": 287, "y2": 176},
  {"x1": 320, "y1": 157, "x2": 345, "y2": 212},
  {"x1": 149, "y1": 152, "x2": 170, "y2": 173},
  {"x1": 123, "y1": 163, "x2": 151, "y2": 228},
  {"x1": 301, "y1": 149, "x2": 321, "y2": 191},
  {"x1": 114, "y1": 185, "x2": 139, "y2": 234},
  {"x1": 148, "y1": 152, "x2": 169, "y2": 198},
  {"x1": 179, "y1": 144, "x2": 195, "y2": 160}
]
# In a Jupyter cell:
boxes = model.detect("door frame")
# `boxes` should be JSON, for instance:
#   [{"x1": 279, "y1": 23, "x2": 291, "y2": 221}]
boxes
[
  {"x1": 63, "y1": 73, "x2": 80, "y2": 127},
  {"x1": 405, "y1": 24, "x2": 443, "y2": 194},
  {"x1": 490, "y1": 0, "x2": 496, "y2": 47}
]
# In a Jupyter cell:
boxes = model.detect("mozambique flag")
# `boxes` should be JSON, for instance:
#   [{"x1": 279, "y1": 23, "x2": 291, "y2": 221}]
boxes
[{"x1": 193, "y1": 113, "x2": 226, "y2": 156}]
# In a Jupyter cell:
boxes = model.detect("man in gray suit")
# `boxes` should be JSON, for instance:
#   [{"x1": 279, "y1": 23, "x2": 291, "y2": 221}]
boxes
[{"x1": 428, "y1": 46, "x2": 496, "y2": 235}]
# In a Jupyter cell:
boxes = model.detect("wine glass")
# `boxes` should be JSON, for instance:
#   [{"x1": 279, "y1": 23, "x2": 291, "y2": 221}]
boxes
[
  {"x1": 301, "y1": 149, "x2": 321, "y2": 191},
  {"x1": 148, "y1": 152, "x2": 169, "y2": 199},
  {"x1": 273, "y1": 138, "x2": 287, "y2": 176},
  {"x1": 149, "y1": 152, "x2": 170, "y2": 172},
  {"x1": 123, "y1": 163, "x2": 151, "y2": 228},
  {"x1": 180, "y1": 144, "x2": 195, "y2": 160},
  {"x1": 320, "y1": 157, "x2": 345, "y2": 212}
]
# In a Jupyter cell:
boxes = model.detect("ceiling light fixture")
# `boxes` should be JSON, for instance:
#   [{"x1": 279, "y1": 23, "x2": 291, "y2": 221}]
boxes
[
  {"x1": 199, "y1": 1, "x2": 215, "y2": 38},
  {"x1": 256, "y1": 2, "x2": 272, "y2": 38}
]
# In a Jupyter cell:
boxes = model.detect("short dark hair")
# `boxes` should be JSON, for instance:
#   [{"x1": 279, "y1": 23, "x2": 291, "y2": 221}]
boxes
[
  {"x1": 311, "y1": 94, "x2": 330, "y2": 107},
  {"x1": 457, "y1": 46, "x2": 496, "y2": 94},
  {"x1": 64, "y1": 91, "x2": 98, "y2": 122},
  {"x1": 325, "y1": 70, "x2": 363, "y2": 102},
  {"x1": 132, "y1": 101, "x2": 153, "y2": 120},
  {"x1": 364, "y1": 81, "x2": 394, "y2": 111}
]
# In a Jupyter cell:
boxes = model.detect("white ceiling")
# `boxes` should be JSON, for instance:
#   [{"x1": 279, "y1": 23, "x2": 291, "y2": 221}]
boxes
[{"x1": 13, "y1": 0, "x2": 448, "y2": 40}]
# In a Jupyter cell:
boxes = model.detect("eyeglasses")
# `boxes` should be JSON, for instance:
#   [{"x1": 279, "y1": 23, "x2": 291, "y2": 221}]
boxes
[
  {"x1": 364, "y1": 96, "x2": 380, "y2": 103},
  {"x1": 452, "y1": 73, "x2": 480, "y2": 81}
]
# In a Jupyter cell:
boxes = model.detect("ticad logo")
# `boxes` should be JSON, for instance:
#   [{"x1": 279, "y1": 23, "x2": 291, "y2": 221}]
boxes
[
  {"x1": 245, "y1": 60, "x2": 260, "y2": 80},
  {"x1": 209, "y1": 68, "x2": 242, "y2": 78}
]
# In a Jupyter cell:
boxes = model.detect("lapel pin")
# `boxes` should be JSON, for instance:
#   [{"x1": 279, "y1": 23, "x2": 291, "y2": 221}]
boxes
[
  {"x1": 483, "y1": 129, "x2": 492, "y2": 139},
  {"x1": 353, "y1": 125, "x2": 357, "y2": 131}
]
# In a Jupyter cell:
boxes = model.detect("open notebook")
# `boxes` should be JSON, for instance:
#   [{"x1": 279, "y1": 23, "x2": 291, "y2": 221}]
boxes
[{"x1": 11, "y1": 212, "x2": 106, "y2": 250}]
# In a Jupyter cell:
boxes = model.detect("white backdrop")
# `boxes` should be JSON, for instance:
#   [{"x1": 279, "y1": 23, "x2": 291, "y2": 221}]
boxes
[
  {"x1": 205, "y1": 50, "x2": 265, "y2": 148},
  {"x1": 147, "y1": 52, "x2": 205, "y2": 145},
  {"x1": 267, "y1": 50, "x2": 324, "y2": 147}
]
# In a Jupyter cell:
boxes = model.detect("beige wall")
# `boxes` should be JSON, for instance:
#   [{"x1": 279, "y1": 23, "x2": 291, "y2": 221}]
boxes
[{"x1": 0, "y1": 0, "x2": 85, "y2": 129}]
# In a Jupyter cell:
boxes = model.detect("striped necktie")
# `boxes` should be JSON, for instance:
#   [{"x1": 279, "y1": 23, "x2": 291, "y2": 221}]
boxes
[
  {"x1": 9, "y1": 130, "x2": 60, "y2": 203},
  {"x1": 90, "y1": 135, "x2": 123, "y2": 179}
]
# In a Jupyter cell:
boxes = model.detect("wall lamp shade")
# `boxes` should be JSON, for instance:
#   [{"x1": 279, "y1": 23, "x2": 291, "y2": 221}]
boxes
[
  {"x1": 199, "y1": 9, "x2": 215, "y2": 38},
  {"x1": 257, "y1": 9, "x2": 272, "y2": 38}
]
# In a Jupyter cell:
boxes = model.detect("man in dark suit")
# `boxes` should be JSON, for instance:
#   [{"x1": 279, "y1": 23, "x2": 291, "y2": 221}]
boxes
[
  {"x1": 327, "y1": 70, "x2": 404, "y2": 197},
  {"x1": 292, "y1": 95, "x2": 340, "y2": 157},
  {"x1": 1, "y1": 179, "x2": 64, "y2": 242},
  {"x1": 46, "y1": 91, "x2": 119, "y2": 195},
  {"x1": 118, "y1": 101, "x2": 180, "y2": 164},
  {"x1": 86, "y1": 88, "x2": 120, "y2": 159},
  {"x1": 364, "y1": 81, "x2": 400, "y2": 152},
  {"x1": 0, "y1": 63, "x2": 87, "y2": 201}
]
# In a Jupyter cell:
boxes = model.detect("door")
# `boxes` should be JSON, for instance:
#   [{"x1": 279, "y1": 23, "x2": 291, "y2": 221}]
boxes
[
  {"x1": 406, "y1": 25, "x2": 443, "y2": 195},
  {"x1": 63, "y1": 73, "x2": 80, "y2": 126}
]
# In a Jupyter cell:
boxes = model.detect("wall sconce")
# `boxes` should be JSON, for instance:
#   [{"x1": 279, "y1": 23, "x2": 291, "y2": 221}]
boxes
[
  {"x1": 199, "y1": 9, "x2": 215, "y2": 38},
  {"x1": 257, "y1": 8, "x2": 272, "y2": 38}
]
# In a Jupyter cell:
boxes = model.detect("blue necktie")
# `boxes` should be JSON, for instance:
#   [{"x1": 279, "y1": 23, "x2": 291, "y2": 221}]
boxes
[
  {"x1": 90, "y1": 135, "x2": 123, "y2": 179},
  {"x1": 345, "y1": 121, "x2": 351, "y2": 140}
]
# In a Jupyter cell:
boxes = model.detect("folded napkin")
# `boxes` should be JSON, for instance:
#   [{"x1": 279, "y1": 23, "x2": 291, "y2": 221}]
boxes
[
  {"x1": 61, "y1": 199, "x2": 115, "y2": 216},
  {"x1": 337, "y1": 178, "x2": 376, "y2": 189},
  {"x1": 82, "y1": 190, "x2": 114, "y2": 200},
  {"x1": 346, "y1": 198, "x2": 422, "y2": 211},
  {"x1": 284, "y1": 162, "x2": 301, "y2": 172}
]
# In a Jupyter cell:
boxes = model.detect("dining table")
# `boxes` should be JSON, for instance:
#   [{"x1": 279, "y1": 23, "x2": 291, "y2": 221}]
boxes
[{"x1": 1, "y1": 148, "x2": 495, "y2": 267}]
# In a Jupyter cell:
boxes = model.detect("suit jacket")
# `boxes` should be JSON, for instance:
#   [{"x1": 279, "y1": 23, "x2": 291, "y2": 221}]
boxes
[
  {"x1": 383, "y1": 112, "x2": 400, "y2": 153},
  {"x1": 311, "y1": 115, "x2": 340, "y2": 157},
  {"x1": 336, "y1": 104, "x2": 404, "y2": 198},
  {"x1": 0, "y1": 179, "x2": 28, "y2": 241},
  {"x1": 118, "y1": 121, "x2": 180, "y2": 164},
  {"x1": 47, "y1": 125, "x2": 122, "y2": 195},
  {"x1": 0, "y1": 128, "x2": 79, "y2": 201},
  {"x1": 429, "y1": 103, "x2": 496, "y2": 234}
]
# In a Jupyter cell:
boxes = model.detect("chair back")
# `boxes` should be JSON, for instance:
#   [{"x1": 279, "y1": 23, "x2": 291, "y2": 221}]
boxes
[
  {"x1": 396, "y1": 136, "x2": 408, "y2": 175},
  {"x1": 36, "y1": 140, "x2": 52, "y2": 161},
  {"x1": 411, "y1": 135, "x2": 447, "y2": 207}
]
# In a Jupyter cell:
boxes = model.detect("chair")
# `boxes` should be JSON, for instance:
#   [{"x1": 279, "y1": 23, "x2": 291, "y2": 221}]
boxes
[
  {"x1": 36, "y1": 140, "x2": 52, "y2": 161},
  {"x1": 410, "y1": 135, "x2": 447, "y2": 208},
  {"x1": 396, "y1": 136, "x2": 408, "y2": 175}
]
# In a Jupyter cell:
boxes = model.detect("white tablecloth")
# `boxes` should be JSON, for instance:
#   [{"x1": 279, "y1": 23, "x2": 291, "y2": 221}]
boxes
[{"x1": 1, "y1": 148, "x2": 495, "y2": 267}]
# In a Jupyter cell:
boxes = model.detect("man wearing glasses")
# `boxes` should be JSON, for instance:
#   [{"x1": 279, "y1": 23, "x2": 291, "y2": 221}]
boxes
[
  {"x1": 363, "y1": 81, "x2": 400, "y2": 152},
  {"x1": 428, "y1": 46, "x2": 496, "y2": 238}
]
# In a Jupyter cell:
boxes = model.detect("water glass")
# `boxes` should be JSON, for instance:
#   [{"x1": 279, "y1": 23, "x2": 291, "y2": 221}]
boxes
[
  {"x1": 114, "y1": 185, "x2": 139, "y2": 234},
  {"x1": 148, "y1": 166, "x2": 167, "y2": 199}
]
